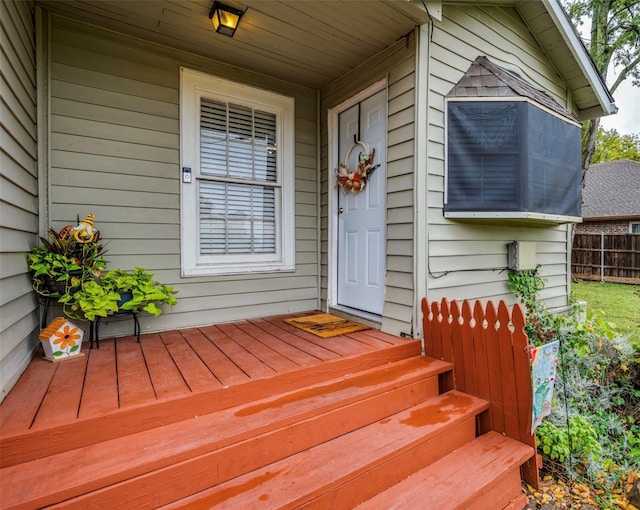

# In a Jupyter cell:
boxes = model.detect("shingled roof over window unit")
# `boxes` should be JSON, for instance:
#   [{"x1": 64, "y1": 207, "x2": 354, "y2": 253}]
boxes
[{"x1": 447, "y1": 56, "x2": 579, "y2": 124}]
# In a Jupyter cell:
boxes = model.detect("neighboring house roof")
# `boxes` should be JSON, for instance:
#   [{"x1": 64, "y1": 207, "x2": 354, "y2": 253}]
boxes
[
  {"x1": 582, "y1": 160, "x2": 640, "y2": 220},
  {"x1": 446, "y1": 56, "x2": 578, "y2": 123}
]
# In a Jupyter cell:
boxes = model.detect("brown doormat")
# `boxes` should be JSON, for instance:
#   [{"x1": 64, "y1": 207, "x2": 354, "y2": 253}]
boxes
[{"x1": 284, "y1": 313, "x2": 370, "y2": 338}]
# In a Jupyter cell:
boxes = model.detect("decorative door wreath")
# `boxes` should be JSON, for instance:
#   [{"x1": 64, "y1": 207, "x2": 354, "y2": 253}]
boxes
[{"x1": 336, "y1": 140, "x2": 380, "y2": 193}]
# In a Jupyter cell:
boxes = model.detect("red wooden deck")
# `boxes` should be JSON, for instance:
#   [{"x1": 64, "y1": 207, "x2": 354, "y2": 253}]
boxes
[
  {"x1": 0, "y1": 308, "x2": 535, "y2": 509},
  {"x1": 0, "y1": 313, "x2": 414, "y2": 461}
]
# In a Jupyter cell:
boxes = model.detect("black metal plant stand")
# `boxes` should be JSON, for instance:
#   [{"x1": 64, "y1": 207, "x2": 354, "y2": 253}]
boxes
[
  {"x1": 41, "y1": 296, "x2": 140, "y2": 349},
  {"x1": 90, "y1": 311, "x2": 140, "y2": 349}
]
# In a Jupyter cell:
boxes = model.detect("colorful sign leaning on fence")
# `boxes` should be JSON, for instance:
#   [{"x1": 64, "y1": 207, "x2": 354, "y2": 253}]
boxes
[{"x1": 530, "y1": 340, "x2": 560, "y2": 434}]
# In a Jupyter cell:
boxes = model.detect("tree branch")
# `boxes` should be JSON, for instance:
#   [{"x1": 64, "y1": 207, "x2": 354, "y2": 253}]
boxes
[{"x1": 609, "y1": 52, "x2": 640, "y2": 93}]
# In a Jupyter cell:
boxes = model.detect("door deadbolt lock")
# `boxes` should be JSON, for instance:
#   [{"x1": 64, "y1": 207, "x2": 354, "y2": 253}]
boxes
[{"x1": 338, "y1": 207, "x2": 344, "y2": 214}]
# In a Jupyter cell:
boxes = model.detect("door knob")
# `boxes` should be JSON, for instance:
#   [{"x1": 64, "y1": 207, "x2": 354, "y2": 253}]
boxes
[{"x1": 338, "y1": 207, "x2": 344, "y2": 214}]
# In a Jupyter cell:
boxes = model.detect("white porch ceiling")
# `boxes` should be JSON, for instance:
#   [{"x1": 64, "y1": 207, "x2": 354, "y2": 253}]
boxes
[
  {"x1": 36, "y1": 0, "x2": 614, "y2": 118},
  {"x1": 36, "y1": 0, "x2": 430, "y2": 89}
]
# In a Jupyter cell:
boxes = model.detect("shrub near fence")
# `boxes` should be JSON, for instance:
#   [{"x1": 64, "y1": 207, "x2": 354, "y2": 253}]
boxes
[{"x1": 572, "y1": 233, "x2": 640, "y2": 284}]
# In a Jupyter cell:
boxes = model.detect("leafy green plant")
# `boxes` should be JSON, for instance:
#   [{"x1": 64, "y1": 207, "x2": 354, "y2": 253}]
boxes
[
  {"x1": 61, "y1": 279, "x2": 120, "y2": 321},
  {"x1": 64, "y1": 268, "x2": 177, "y2": 321},
  {"x1": 28, "y1": 245, "x2": 81, "y2": 288},
  {"x1": 507, "y1": 266, "x2": 558, "y2": 345},
  {"x1": 28, "y1": 219, "x2": 177, "y2": 323},
  {"x1": 546, "y1": 319, "x2": 640, "y2": 502},
  {"x1": 508, "y1": 266, "x2": 545, "y2": 311},
  {"x1": 27, "y1": 226, "x2": 107, "y2": 298},
  {"x1": 101, "y1": 268, "x2": 178, "y2": 316},
  {"x1": 508, "y1": 271, "x2": 639, "y2": 505},
  {"x1": 536, "y1": 416, "x2": 601, "y2": 463}
]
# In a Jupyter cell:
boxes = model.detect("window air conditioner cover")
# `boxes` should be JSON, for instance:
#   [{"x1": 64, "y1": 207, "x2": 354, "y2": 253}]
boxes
[{"x1": 446, "y1": 101, "x2": 581, "y2": 219}]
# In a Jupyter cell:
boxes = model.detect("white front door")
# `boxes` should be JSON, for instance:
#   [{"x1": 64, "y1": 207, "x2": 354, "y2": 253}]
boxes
[{"x1": 336, "y1": 89, "x2": 386, "y2": 316}]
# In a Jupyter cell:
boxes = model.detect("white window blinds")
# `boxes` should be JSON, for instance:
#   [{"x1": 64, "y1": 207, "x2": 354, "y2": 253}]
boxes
[
  {"x1": 199, "y1": 98, "x2": 278, "y2": 255},
  {"x1": 180, "y1": 67, "x2": 295, "y2": 276}
]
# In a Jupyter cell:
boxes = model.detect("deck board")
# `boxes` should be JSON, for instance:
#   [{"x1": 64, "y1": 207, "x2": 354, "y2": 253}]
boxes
[
  {"x1": 79, "y1": 339, "x2": 119, "y2": 419},
  {"x1": 116, "y1": 337, "x2": 157, "y2": 408},
  {"x1": 159, "y1": 330, "x2": 220, "y2": 393},
  {"x1": 345, "y1": 330, "x2": 398, "y2": 348},
  {"x1": 237, "y1": 321, "x2": 320, "y2": 367},
  {"x1": 356, "y1": 328, "x2": 407, "y2": 345},
  {"x1": 200, "y1": 325, "x2": 277, "y2": 379},
  {"x1": 252, "y1": 318, "x2": 340, "y2": 361},
  {"x1": 181, "y1": 327, "x2": 247, "y2": 387},
  {"x1": 217, "y1": 322, "x2": 300, "y2": 373},
  {"x1": 31, "y1": 344, "x2": 89, "y2": 429},
  {"x1": 141, "y1": 333, "x2": 191, "y2": 400},
  {"x1": 286, "y1": 328, "x2": 375, "y2": 357},
  {"x1": 0, "y1": 355, "x2": 57, "y2": 434}
]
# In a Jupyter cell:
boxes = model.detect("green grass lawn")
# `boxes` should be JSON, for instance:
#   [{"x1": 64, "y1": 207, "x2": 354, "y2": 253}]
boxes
[{"x1": 571, "y1": 280, "x2": 640, "y2": 344}]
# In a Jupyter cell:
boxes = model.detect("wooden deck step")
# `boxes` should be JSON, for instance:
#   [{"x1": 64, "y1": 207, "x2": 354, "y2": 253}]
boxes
[
  {"x1": 0, "y1": 355, "x2": 451, "y2": 510},
  {"x1": 1, "y1": 340, "x2": 422, "y2": 468},
  {"x1": 356, "y1": 431, "x2": 535, "y2": 510},
  {"x1": 158, "y1": 390, "x2": 489, "y2": 509}
]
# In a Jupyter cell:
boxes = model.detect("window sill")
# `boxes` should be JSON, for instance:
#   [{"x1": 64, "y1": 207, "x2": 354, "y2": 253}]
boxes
[
  {"x1": 182, "y1": 263, "x2": 296, "y2": 277},
  {"x1": 444, "y1": 211, "x2": 582, "y2": 226}
]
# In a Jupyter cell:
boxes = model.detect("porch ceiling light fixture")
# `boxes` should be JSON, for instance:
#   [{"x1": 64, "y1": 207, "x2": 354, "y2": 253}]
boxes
[{"x1": 209, "y1": 1, "x2": 244, "y2": 37}]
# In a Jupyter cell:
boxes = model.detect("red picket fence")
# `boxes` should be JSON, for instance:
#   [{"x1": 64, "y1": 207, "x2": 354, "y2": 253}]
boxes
[{"x1": 421, "y1": 297, "x2": 540, "y2": 488}]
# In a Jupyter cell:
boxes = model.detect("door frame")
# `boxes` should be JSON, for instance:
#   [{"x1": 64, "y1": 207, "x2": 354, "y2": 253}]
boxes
[{"x1": 327, "y1": 78, "x2": 388, "y2": 321}]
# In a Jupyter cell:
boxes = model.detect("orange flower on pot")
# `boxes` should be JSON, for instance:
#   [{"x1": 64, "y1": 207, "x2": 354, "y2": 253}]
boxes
[
  {"x1": 39, "y1": 318, "x2": 85, "y2": 361},
  {"x1": 52, "y1": 324, "x2": 82, "y2": 350}
]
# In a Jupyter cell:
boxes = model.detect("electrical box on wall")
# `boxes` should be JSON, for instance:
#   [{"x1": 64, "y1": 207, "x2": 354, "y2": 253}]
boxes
[{"x1": 507, "y1": 241, "x2": 537, "y2": 271}]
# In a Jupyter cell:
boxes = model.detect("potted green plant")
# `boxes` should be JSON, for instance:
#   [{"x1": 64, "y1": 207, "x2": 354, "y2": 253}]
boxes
[
  {"x1": 102, "y1": 268, "x2": 178, "y2": 315},
  {"x1": 60, "y1": 278, "x2": 121, "y2": 322},
  {"x1": 64, "y1": 268, "x2": 177, "y2": 322},
  {"x1": 27, "y1": 217, "x2": 107, "y2": 299}
]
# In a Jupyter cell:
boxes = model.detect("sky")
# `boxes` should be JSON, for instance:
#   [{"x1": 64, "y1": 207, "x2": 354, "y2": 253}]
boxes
[{"x1": 599, "y1": 79, "x2": 640, "y2": 136}]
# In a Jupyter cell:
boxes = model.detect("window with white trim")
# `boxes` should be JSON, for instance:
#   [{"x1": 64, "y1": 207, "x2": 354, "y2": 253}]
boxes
[
  {"x1": 180, "y1": 68, "x2": 295, "y2": 276},
  {"x1": 631, "y1": 222, "x2": 640, "y2": 234}
]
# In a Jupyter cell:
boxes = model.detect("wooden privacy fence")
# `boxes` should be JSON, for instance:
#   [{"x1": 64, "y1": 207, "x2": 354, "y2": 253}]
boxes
[
  {"x1": 572, "y1": 233, "x2": 640, "y2": 284},
  {"x1": 421, "y1": 297, "x2": 539, "y2": 488}
]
